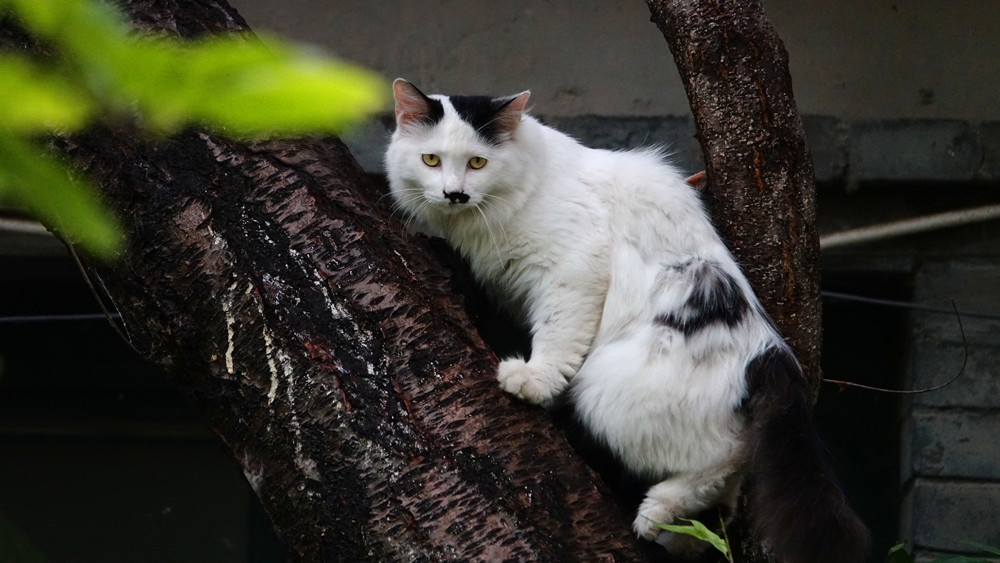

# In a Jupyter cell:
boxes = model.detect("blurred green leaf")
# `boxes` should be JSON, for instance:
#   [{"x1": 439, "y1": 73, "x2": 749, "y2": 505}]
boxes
[
  {"x1": 5, "y1": 0, "x2": 388, "y2": 136},
  {"x1": 0, "y1": 135, "x2": 120, "y2": 257},
  {"x1": 0, "y1": 56, "x2": 94, "y2": 133},
  {"x1": 0, "y1": 0, "x2": 387, "y2": 258},
  {"x1": 111, "y1": 36, "x2": 389, "y2": 136}
]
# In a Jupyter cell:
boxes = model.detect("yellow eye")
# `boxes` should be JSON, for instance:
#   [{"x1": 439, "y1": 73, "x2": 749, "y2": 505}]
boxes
[
  {"x1": 468, "y1": 156, "x2": 488, "y2": 170},
  {"x1": 421, "y1": 154, "x2": 440, "y2": 167}
]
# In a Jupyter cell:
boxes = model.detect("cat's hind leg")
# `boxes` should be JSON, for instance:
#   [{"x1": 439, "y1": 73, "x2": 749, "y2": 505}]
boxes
[{"x1": 633, "y1": 467, "x2": 742, "y2": 557}]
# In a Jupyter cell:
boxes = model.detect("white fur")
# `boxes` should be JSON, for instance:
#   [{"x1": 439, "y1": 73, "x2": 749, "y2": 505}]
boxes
[{"x1": 386, "y1": 88, "x2": 789, "y2": 552}]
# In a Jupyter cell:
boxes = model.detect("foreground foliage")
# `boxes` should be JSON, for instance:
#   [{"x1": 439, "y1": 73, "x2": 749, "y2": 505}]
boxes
[{"x1": 0, "y1": 0, "x2": 386, "y2": 256}]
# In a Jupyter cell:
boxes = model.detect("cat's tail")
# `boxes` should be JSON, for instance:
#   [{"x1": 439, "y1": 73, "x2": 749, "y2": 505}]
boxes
[{"x1": 742, "y1": 344, "x2": 871, "y2": 563}]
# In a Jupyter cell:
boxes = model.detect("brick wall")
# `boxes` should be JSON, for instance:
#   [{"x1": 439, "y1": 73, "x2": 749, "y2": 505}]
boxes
[{"x1": 903, "y1": 261, "x2": 1000, "y2": 561}]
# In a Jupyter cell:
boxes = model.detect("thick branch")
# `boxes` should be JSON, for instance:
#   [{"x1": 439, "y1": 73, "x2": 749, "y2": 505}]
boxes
[
  {"x1": 9, "y1": 0, "x2": 651, "y2": 560},
  {"x1": 646, "y1": 0, "x2": 823, "y2": 384}
]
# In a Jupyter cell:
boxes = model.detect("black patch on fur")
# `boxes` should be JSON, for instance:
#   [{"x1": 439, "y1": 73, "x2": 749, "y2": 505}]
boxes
[
  {"x1": 418, "y1": 95, "x2": 445, "y2": 126},
  {"x1": 449, "y1": 95, "x2": 516, "y2": 144},
  {"x1": 655, "y1": 261, "x2": 749, "y2": 337}
]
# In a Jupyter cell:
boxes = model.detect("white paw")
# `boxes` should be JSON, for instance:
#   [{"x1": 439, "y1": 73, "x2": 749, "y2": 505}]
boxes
[
  {"x1": 634, "y1": 498, "x2": 709, "y2": 559},
  {"x1": 497, "y1": 358, "x2": 567, "y2": 406},
  {"x1": 633, "y1": 496, "x2": 676, "y2": 540}
]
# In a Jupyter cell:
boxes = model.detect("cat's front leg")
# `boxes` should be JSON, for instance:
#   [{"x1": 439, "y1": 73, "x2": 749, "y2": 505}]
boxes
[
  {"x1": 497, "y1": 357, "x2": 568, "y2": 405},
  {"x1": 497, "y1": 288, "x2": 602, "y2": 406}
]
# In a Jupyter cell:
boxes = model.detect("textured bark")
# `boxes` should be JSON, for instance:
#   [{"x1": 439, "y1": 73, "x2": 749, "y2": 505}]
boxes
[
  {"x1": 5, "y1": 1, "x2": 649, "y2": 561},
  {"x1": 645, "y1": 0, "x2": 823, "y2": 384},
  {"x1": 645, "y1": 3, "x2": 824, "y2": 562}
]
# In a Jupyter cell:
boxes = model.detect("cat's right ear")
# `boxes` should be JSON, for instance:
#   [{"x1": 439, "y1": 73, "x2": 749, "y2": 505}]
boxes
[
  {"x1": 493, "y1": 90, "x2": 531, "y2": 137},
  {"x1": 393, "y1": 79, "x2": 433, "y2": 129}
]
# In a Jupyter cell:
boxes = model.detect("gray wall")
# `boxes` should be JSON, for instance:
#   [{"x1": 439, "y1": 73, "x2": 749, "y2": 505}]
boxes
[{"x1": 227, "y1": 0, "x2": 1000, "y2": 121}]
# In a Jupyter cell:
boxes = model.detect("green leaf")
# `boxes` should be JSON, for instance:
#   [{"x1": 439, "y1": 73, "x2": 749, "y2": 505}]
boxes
[
  {"x1": 962, "y1": 541, "x2": 1000, "y2": 557},
  {"x1": 1, "y1": 0, "x2": 385, "y2": 258},
  {"x1": 0, "y1": 134, "x2": 120, "y2": 257},
  {"x1": 657, "y1": 518, "x2": 729, "y2": 556},
  {"x1": 0, "y1": 56, "x2": 94, "y2": 133},
  {"x1": 6, "y1": 0, "x2": 387, "y2": 136},
  {"x1": 887, "y1": 542, "x2": 915, "y2": 563},
  {"x1": 112, "y1": 36, "x2": 389, "y2": 136}
]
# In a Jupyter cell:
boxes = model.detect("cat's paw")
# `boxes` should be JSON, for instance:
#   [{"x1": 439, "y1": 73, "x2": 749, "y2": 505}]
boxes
[
  {"x1": 633, "y1": 496, "x2": 677, "y2": 540},
  {"x1": 633, "y1": 499, "x2": 706, "y2": 559},
  {"x1": 497, "y1": 359, "x2": 567, "y2": 406}
]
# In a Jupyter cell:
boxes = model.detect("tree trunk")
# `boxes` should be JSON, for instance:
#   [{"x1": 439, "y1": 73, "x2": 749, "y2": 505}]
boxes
[
  {"x1": 645, "y1": 0, "x2": 823, "y2": 384},
  {"x1": 26, "y1": 1, "x2": 649, "y2": 561},
  {"x1": 645, "y1": 2, "x2": 823, "y2": 562}
]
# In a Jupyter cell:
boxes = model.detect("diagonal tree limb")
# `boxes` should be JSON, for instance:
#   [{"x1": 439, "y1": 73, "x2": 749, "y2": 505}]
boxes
[{"x1": 5, "y1": 0, "x2": 652, "y2": 560}]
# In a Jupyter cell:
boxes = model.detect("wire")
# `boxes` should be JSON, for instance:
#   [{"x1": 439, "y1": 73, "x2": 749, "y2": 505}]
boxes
[
  {"x1": 822, "y1": 290, "x2": 1000, "y2": 321},
  {"x1": 822, "y1": 299, "x2": 969, "y2": 394}
]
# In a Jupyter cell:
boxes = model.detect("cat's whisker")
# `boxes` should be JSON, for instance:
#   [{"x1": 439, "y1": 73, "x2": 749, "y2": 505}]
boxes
[
  {"x1": 474, "y1": 204, "x2": 505, "y2": 266},
  {"x1": 479, "y1": 195, "x2": 511, "y2": 245}
]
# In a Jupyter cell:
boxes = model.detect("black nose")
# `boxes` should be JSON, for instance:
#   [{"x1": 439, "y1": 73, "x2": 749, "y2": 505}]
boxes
[{"x1": 444, "y1": 191, "x2": 470, "y2": 204}]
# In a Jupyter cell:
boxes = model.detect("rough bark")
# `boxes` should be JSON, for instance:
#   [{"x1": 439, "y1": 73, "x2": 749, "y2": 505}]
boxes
[
  {"x1": 645, "y1": 3, "x2": 824, "y2": 562},
  {"x1": 6, "y1": 1, "x2": 649, "y2": 561},
  {"x1": 645, "y1": 0, "x2": 823, "y2": 384}
]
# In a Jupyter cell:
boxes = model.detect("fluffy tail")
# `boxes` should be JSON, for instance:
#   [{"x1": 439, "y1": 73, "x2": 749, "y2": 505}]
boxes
[{"x1": 743, "y1": 345, "x2": 871, "y2": 563}]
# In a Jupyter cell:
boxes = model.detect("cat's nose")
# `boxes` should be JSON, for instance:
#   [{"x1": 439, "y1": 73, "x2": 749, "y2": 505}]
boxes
[{"x1": 444, "y1": 191, "x2": 470, "y2": 204}]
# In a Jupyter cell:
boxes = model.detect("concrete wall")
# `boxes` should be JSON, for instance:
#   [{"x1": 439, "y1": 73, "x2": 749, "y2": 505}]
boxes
[{"x1": 227, "y1": 0, "x2": 1000, "y2": 121}]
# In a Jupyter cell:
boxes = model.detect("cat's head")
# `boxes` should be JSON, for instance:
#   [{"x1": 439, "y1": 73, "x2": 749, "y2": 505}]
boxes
[{"x1": 385, "y1": 79, "x2": 531, "y2": 224}]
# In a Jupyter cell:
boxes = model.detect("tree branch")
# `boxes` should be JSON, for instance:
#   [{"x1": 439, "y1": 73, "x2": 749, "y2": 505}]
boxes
[
  {"x1": 17, "y1": 0, "x2": 650, "y2": 560},
  {"x1": 645, "y1": 0, "x2": 823, "y2": 386}
]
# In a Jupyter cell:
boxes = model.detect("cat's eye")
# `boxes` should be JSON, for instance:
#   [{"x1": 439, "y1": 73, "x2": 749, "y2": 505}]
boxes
[
  {"x1": 421, "y1": 153, "x2": 441, "y2": 167},
  {"x1": 468, "y1": 156, "x2": 488, "y2": 170}
]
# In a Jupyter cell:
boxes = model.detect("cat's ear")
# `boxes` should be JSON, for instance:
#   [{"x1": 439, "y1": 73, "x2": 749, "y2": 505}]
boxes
[
  {"x1": 493, "y1": 91, "x2": 531, "y2": 137},
  {"x1": 393, "y1": 78, "x2": 435, "y2": 128}
]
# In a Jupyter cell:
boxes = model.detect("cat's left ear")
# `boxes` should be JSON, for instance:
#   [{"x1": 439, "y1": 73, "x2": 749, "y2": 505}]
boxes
[{"x1": 493, "y1": 91, "x2": 531, "y2": 137}]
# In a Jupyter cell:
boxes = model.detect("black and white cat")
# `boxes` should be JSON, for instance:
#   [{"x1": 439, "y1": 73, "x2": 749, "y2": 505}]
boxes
[{"x1": 385, "y1": 79, "x2": 869, "y2": 563}]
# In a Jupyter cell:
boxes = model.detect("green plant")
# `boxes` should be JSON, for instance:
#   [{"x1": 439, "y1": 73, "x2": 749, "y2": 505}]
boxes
[
  {"x1": 656, "y1": 515, "x2": 734, "y2": 562},
  {"x1": 0, "y1": 0, "x2": 387, "y2": 257},
  {"x1": 888, "y1": 541, "x2": 1000, "y2": 563}
]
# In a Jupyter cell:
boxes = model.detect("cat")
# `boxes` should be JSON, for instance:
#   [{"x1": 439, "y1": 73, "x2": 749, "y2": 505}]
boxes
[{"x1": 384, "y1": 78, "x2": 870, "y2": 563}]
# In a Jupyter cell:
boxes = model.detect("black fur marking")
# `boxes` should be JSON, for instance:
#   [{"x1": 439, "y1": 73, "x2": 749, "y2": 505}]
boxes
[
  {"x1": 448, "y1": 95, "x2": 517, "y2": 145},
  {"x1": 655, "y1": 261, "x2": 749, "y2": 337},
  {"x1": 419, "y1": 96, "x2": 445, "y2": 126}
]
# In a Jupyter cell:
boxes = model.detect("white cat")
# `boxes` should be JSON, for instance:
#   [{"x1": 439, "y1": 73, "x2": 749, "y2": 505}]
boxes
[{"x1": 385, "y1": 79, "x2": 869, "y2": 563}]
